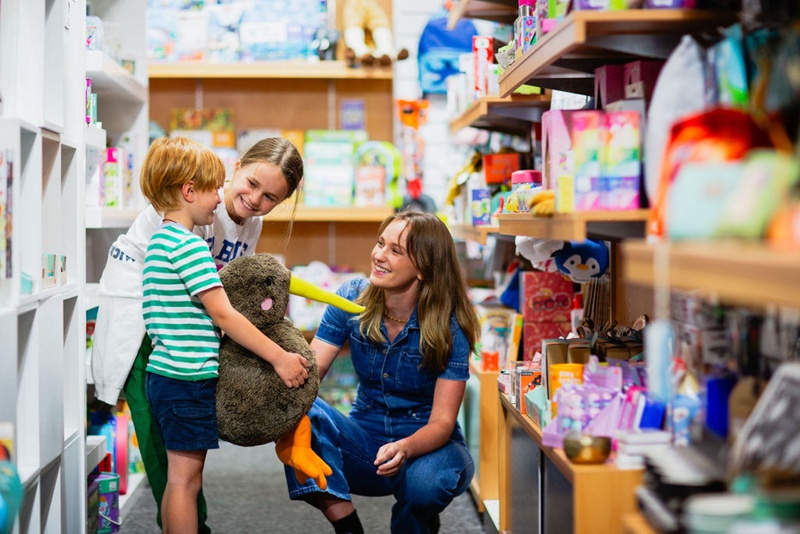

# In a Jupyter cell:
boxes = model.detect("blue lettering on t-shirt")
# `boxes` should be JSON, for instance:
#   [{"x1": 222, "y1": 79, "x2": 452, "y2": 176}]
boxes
[
  {"x1": 206, "y1": 236, "x2": 215, "y2": 251},
  {"x1": 109, "y1": 245, "x2": 135, "y2": 263},
  {"x1": 214, "y1": 239, "x2": 250, "y2": 264}
]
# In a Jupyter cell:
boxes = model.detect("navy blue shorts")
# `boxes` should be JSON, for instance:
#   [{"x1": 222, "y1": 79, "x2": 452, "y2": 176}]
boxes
[{"x1": 146, "y1": 372, "x2": 220, "y2": 451}]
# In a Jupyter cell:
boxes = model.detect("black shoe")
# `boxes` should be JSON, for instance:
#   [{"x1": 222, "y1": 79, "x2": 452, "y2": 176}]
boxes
[{"x1": 428, "y1": 514, "x2": 440, "y2": 534}]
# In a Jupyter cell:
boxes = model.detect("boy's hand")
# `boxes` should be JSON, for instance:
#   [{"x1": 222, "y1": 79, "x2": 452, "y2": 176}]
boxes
[{"x1": 274, "y1": 350, "x2": 309, "y2": 388}]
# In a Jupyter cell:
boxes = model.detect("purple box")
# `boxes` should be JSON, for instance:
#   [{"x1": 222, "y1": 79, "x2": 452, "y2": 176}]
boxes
[{"x1": 97, "y1": 472, "x2": 120, "y2": 533}]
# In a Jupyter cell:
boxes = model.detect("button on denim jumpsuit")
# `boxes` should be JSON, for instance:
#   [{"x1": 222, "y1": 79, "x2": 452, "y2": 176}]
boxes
[{"x1": 285, "y1": 279, "x2": 475, "y2": 533}]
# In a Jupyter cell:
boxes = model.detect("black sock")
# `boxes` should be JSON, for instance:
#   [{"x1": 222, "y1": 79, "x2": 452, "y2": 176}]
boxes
[{"x1": 331, "y1": 510, "x2": 364, "y2": 534}]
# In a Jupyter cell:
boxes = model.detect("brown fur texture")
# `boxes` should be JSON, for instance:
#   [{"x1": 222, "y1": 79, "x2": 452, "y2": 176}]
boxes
[{"x1": 216, "y1": 254, "x2": 319, "y2": 446}]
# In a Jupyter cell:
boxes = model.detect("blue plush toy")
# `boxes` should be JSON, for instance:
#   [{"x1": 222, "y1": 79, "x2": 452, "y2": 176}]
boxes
[{"x1": 553, "y1": 239, "x2": 609, "y2": 283}]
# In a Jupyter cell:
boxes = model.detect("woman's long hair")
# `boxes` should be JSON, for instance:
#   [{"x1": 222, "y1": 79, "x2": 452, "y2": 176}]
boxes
[{"x1": 357, "y1": 211, "x2": 480, "y2": 374}]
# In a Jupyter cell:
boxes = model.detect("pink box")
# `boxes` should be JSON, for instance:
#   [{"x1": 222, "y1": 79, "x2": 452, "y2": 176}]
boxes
[
  {"x1": 520, "y1": 270, "x2": 575, "y2": 323},
  {"x1": 623, "y1": 60, "x2": 664, "y2": 101},
  {"x1": 571, "y1": 110, "x2": 607, "y2": 211},
  {"x1": 602, "y1": 111, "x2": 641, "y2": 210},
  {"x1": 523, "y1": 321, "x2": 572, "y2": 361},
  {"x1": 541, "y1": 109, "x2": 582, "y2": 190},
  {"x1": 594, "y1": 65, "x2": 625, "y2": 109}
]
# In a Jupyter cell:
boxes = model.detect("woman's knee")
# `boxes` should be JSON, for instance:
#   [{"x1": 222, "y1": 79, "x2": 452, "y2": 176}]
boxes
[{"x1": 402, "y1": 450, "x2": 474, "y2": 506}]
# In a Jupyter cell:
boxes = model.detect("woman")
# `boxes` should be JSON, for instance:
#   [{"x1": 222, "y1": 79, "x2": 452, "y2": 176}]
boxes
[{"x1": 285, "y1": 211, "x2": 480, "y2": 534}]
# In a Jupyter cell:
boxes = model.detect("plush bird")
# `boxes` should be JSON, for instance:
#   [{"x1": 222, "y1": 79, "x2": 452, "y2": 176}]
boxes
[
  {"x1": 553, "y1": 240, "x2": 609, "y2": 283},
  {"x1": 216, "y1": 254, "x2": 364, "y2": 487}
]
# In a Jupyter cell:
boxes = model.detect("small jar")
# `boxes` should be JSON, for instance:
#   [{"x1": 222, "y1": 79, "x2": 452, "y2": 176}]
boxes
[{"x1": 506, "y1": 170, "x2": 542, "y2": 212}]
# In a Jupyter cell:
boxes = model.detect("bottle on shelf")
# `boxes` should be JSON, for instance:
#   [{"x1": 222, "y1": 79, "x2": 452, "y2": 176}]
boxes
[{"x1": 514, "y1": 0, "x2": 537, "y2": 59}]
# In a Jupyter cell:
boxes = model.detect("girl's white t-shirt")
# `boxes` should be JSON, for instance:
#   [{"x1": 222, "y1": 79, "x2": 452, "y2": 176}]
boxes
[{"x1": 91, "y1": 196, "x2": 263, "y2": 404}]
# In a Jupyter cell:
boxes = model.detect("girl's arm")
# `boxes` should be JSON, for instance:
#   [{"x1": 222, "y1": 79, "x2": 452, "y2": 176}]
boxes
[
  {"x1": 310, "y1": 337, "x2": 341, "y2": 380},
  {"x1": 199, "y1": 286, "x2": 309, "y2": 388},
  {"x1": 373, "y1": 378, "x2": 465, "y2": 476}
]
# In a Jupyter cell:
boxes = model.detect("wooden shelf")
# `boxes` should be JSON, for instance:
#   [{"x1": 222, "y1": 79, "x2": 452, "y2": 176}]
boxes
[
  {"x1": 263, "y1": 205, "x2": 394, "y2": 223},
  {"x1": 467, "y1": 360, "x2": 500, "y2": 513},
  {"x1": 498, "y1": 9, "x2": 736, "y2": 96},
  {"x1": 622, "y1": 239, "x2": 800, "y2": 309},
  {"x1": 148, "y1": 60, "x2": 393, "y2": 80},
  {"x1": 497, "y1": 209, "x2": 649, "y2": 241},
  {"x1": 499, "y1": 393, "x2": 642, "y2": 533},
  {"x1": 450, "y1": 223, "x2": 499, "y2": 245},
  {"x1": 448, "y1": 0, "x2": 517, "y2": 28},
  {"x1": 449, "y1": 94, "x2": 551, "y2": 136}
]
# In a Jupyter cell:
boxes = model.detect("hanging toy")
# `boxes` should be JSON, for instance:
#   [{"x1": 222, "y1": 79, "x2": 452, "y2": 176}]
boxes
[
  {"x1": 553, "y1": 240, "x2": 610, "y2": 283},
  {"x1": 516, "y1": 237, "x2": 609, "y2": 283}
]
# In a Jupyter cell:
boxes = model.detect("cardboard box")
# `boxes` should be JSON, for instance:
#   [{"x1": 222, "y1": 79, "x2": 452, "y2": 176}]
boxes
[{"x1": 520, "y1": 270, "x2": 575, "y2": 323}]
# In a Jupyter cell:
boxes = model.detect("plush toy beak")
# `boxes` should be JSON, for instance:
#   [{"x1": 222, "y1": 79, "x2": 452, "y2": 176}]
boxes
[{"x1": 289, "y1": 275, "x2": 366, "y2": 314}]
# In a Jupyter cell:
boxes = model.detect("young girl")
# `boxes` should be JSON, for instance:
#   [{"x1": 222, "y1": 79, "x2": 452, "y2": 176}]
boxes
[{"x1": 91, "y1": 137, "x2": 304, "y2": 533}]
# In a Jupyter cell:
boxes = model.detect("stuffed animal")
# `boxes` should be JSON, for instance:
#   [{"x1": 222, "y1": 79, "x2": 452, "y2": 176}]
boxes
[
  {"x1": 516, "y1": 237, "x2": 609, "y2": 283},
  {"x1": 216, "y1": 254, "x2": 364, "y2": 486},
  {"x1": 553, "y1": 240, "x2": 610, "y2": 283},
  {"x1": 343, "y1": 0, "x2": 409, "y2": 67}
]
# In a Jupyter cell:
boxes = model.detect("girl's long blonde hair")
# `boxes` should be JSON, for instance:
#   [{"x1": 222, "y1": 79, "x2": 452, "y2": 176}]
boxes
[{"x1": 357, "y1": 211, "x2": 480, "y2": 374}]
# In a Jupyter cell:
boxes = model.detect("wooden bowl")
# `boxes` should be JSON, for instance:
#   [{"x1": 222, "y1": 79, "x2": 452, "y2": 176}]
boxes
[{"x1": 563, "y1": 432, "x2": 612, "y2": 464}]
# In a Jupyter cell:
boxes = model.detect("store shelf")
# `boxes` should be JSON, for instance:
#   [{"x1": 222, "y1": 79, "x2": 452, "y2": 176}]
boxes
[
  {"x1": 85, "y1": 125, "x2": 107, "y2": 151},
  {"x1": 497, "y1": 209, "x2": 649, "y2": 241},
  {"x1": 85, "y1": 435, "x2": 108, "y2": 477},
  {"x1": 263, "y1": 204, "x2": 394, "y2": 223},
  {"x1": 450, "y1": 223, "x2": 499, "y2": 245},
  {"x1": 448, "y1": 0, "x2": 517, "y2": 28},
  {"x1": 148, "y1": 60, "x2": 393, "y2": 80},
  {"x1": 499, "y1": 9, "x2": 736, "y2": 96},
  {"x1": 86, "y1": 50, "x2": 148, "y2": 104},
  {"x1": 622, "y1": 239, "x2": 800, "y2": 309},
  {"x1": 86, "y1": 207, "x2": 141, "y2": 229},
  {"x1": 499, "y1": 394, "x2": 642, "y2": 533},
  {"x1": 449, "y1": 94, "x2": 551, "y2": 136}
]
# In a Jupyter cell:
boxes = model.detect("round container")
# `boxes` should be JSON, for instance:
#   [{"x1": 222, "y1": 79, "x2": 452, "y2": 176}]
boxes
[{"x1": 684, "y1": 493, "x2": 755, "y2": 534}]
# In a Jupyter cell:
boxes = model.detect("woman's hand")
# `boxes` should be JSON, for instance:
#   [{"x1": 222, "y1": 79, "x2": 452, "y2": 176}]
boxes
[{"x1": 374, "y1": 440, "x2": 408, "y2": 477}]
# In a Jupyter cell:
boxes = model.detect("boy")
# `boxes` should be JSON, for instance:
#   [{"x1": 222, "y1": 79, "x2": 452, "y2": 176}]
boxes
[{"x1": 140, "y1": 137, "x2": 308, "y2": 533}]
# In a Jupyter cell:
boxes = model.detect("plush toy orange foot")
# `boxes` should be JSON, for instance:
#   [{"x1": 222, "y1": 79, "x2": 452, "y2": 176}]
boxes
[{"x1": 275, "y1": 415, "x2": 332, "y2": 490}]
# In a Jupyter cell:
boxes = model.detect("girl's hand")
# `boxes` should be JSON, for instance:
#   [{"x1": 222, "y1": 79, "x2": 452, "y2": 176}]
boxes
[
  {"x1": 274, "y1": 351, "x2": 309, "y2": 388},
  {"x1": 374, "y1": 440, "x2": 408, "y2": 477}
]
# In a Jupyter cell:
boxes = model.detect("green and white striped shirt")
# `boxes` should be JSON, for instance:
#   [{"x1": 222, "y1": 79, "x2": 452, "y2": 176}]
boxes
[{"x1": 143, "y1": 223, "x2": 222, "y2": 381}]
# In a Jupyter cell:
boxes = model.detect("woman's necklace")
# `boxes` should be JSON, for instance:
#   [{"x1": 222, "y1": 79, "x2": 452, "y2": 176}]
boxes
[
  {"x1": 163, "y1": 218, "x2": 178, "y2": 224},
  {"x1": 384, "y1": 312, "x2": 407, "y2": 324}
]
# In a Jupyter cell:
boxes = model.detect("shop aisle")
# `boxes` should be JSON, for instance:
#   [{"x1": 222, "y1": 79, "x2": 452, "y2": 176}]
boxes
[{"x1": 119, "y1": 440, "x2": 486, "y2": 533}]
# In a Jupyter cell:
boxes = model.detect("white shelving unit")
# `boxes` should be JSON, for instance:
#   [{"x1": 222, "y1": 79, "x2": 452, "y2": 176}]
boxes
[
  {"x1": 0, "y1": 1, "x2": 147, "y2": 532},
  {"x1": 0, "y1": 1, "x2": 88, "y2": 532},
  {"x1": 84, "y1": 0, "x2": 149, "y2": 284}
]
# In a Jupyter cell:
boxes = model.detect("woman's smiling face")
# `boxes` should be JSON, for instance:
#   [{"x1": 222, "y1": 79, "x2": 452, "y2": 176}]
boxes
[
  {"x1": 225, "y1": 162, "x2": 289, "y2": 223},
  {"x1": 369, "y1": 220, "x2": 421, "y2": 291}
]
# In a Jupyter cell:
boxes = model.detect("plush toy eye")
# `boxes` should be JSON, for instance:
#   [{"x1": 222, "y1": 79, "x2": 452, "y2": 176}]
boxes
[
  {"x1": 587, "y1": 259, "x2": 599, "y2": 272},
  {"x1": 265, "y1": 276, "x2": 275, "y2": 287}
]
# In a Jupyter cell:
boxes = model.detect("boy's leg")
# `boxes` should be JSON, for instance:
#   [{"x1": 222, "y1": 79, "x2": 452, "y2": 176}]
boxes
[
  {"x1": 125, "y1": 336, "x2": 212, "y2": 533},
  {"x1": 163, "y1": 449, "x2": 207, "y2": 534}
]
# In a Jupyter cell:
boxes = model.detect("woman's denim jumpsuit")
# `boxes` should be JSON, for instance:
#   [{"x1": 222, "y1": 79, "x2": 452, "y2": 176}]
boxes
[{"x1": 285, "y1": 279, "x2": 475, "y2": 533}]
